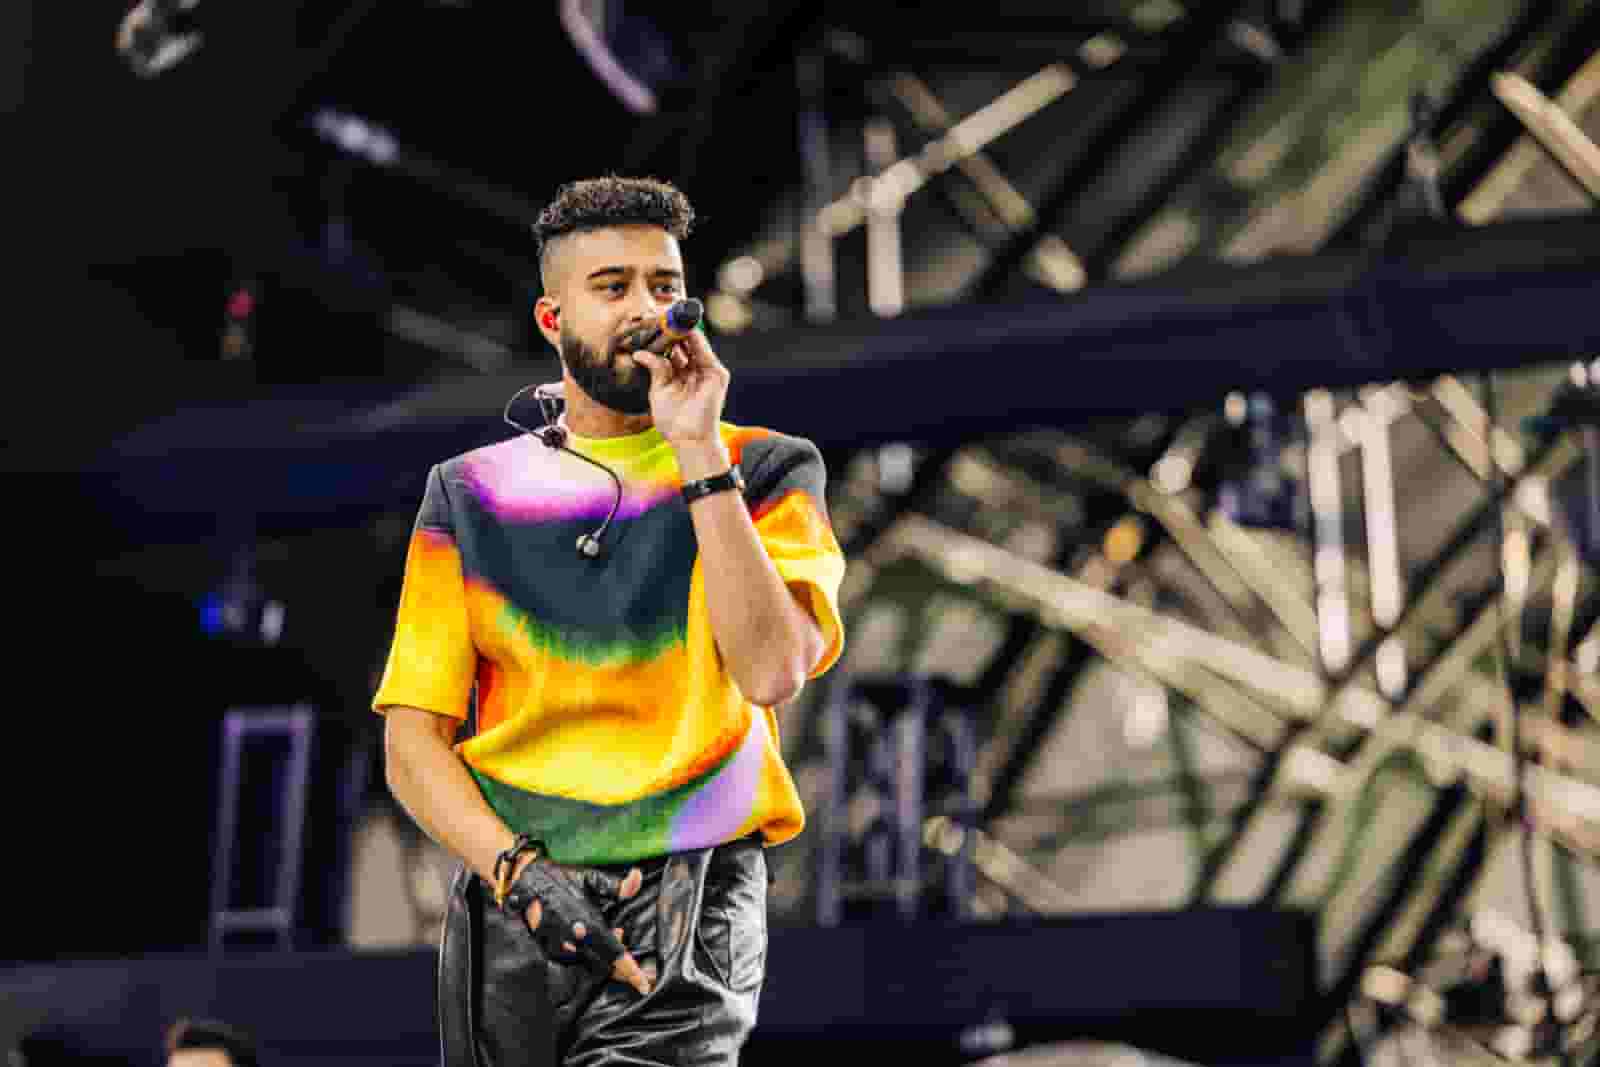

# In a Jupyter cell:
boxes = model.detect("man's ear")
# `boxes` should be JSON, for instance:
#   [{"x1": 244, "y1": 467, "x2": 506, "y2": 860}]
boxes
[{"x1": 534, "y1": 296, "x2": 561, "y2": 349}]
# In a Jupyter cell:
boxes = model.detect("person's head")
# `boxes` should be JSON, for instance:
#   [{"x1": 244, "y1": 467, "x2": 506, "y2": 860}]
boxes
[
  {"x1": 163, "y1": 1018, "x2": 260, "y2": 1067},
  {"x1": 531, "y1": 176, "x2": 695, "y2": 415}
]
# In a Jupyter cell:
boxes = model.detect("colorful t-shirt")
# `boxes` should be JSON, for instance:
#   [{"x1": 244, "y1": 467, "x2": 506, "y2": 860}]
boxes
[{"x1": 372, "y1": 418, "x2": 846, "y2": 865}]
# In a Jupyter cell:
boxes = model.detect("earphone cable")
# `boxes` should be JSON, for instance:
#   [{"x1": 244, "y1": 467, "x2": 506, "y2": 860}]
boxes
[{"x1": 503, "y1": 383, "x2": 625, "y2": 555}]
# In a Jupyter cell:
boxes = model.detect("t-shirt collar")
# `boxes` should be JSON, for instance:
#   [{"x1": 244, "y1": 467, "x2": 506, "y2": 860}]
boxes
[{"x1": 559, "y1": 414, "x2": 667, "y2": 461}]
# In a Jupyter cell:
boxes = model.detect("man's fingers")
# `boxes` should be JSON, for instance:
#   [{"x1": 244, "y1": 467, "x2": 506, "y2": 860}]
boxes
[
  {"x1": 633, "y1": 348, "x2": 692, "y2": 387},
  {"x1": 631, "y1": 351, "x2": 670, "y2": 383},
  {"x1": 613, "y1": 952, "x2": 654, "y2": 996},
  {"x1": 679, "y1": 328, "x2": 724, "y2": 372},
  {"x1": 515, "y1": 863, "x2": 647, "y2": 990}
]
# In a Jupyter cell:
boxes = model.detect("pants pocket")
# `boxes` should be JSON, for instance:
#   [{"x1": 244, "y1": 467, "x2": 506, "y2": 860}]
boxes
[{"x1": 694, "y1": 848, "x2": 767, "y2": 993}]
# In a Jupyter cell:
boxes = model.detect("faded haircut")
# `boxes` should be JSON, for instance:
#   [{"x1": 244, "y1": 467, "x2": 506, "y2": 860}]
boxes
[
  {"x1": 164, "y1": 1017, "x2": 261, "y2": 1067},
  {"x1": 534, "y1": 176, "x2": 694, "y2": 291}
]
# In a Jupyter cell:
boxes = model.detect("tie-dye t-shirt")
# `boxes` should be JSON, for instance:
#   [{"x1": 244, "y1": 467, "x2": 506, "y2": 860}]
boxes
[{"x1": 372, "y1": 419, "x2": 846, "y2": 865}]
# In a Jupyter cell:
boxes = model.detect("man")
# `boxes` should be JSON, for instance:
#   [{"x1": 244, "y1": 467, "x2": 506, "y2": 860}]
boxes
[
  {"x1": 162, "y1": 1018, "x2": 261, "y2": 1067},
  {"x1": 376, "y1": 176, "x2": 846, "y2": 1067}
]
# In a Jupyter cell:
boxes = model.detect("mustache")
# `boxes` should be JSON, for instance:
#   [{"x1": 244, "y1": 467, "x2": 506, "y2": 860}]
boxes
[{"x1": 608, "y1": 327, "x2": 648, "y2": 355}]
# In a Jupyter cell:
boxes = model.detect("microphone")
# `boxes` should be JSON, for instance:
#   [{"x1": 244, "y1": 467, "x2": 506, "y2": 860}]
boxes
[
  {"x1": 503, "y1": 382, "x2": 624, "y2": 561},
  {"x1": 617, "y1": 298, "x2": 704, "y2": 355}
]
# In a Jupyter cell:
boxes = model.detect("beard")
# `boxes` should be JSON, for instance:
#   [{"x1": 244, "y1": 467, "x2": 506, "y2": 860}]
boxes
[{"x1": 559, "y1": 322, "x2": 653, "y2": 416}]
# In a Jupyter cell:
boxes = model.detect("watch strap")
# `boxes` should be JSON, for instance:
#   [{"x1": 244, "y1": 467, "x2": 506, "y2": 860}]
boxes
[{"x1": 681, "y1": 463, "x2": 745, "y2": 503}]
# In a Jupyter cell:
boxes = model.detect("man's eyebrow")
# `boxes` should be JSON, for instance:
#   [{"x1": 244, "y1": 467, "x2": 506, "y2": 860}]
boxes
[{"x1": 584, "y1": 266, "x2": 684, "y2": 280}]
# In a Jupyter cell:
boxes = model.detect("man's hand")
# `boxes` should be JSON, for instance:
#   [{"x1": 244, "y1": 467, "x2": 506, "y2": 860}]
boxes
[
  {"x1": 632, "y1": 327, "x2": 729, "y2": 452},
  {"x1": 510, "y1": 852, "x2": 653, "y2": 995},
  {"x1": 381, "y1": 708, "x2": 655, "y2": 993}
]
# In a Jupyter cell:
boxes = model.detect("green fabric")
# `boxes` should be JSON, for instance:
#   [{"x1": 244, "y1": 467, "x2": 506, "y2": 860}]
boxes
[{"x1": 470, "y1": 744, "x2": 740, "y2": 865}]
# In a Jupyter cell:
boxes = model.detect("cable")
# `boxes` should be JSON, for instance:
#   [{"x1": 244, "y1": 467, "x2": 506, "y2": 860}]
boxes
[{"x1": 502, "y1": 383, "x2": 624, "y2": 560}]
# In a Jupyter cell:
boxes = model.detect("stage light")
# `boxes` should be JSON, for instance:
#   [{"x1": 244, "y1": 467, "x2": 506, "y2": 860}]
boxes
[
  {"x1": 220, "y1": 279, "x2": 259, "y2": 362},
  {"x1": 310, "y1": 109, "x2": 399, "y2": 167},
  {"x1": 957, "y1": 1019, "x2": 1014, "y2": 1057},
  {"x1": 1131, "y1": 0, "x2": 1185, "y2": 32},
  {"x1": 877, "y1": 443, "x2": 915, "y2": 495},
  {"x1": 1078, "y1": 33, "x2": 1125, "y2": 69},
  {"x1": 1103, "y1": 515, "x2": 1144, "y2": 565},
  {"x1": 199, "y1": 547, "x2": 284, "y2": 646},
  {"x1": 225, "y1": 287, "x2": 255, "y2": 321},
  {"x1": 705, "y1": 291, "x2": 752, "y2": 334},
  {"x1": 717, "y1": 256, "x2": 764, "y2": 294},
  {"x1": 1224, "y1": 391, "x2": 1248, "y2": 424}
]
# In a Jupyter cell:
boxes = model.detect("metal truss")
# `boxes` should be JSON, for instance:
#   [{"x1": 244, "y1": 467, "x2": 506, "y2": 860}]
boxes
[
  {"x1": 700, "y1": 3, "x2": 1344, "y2": 327},
  {"x1": 787, "y1": 10, "x2": 1600, "y2": 1065}
]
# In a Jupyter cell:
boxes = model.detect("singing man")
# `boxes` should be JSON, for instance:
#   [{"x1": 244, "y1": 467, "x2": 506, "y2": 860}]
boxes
[{"x1": 376, "y1": 175, "x2": 847, "y2": 1067}]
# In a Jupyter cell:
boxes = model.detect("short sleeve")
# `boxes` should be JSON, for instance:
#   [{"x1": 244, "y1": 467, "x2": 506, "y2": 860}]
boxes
[
  {"x1": 372, "y1": 464, "x2": 478, "y2": 719},
  {"x1": 742, "y1": 436, "x2": 847, "y2": 679}
]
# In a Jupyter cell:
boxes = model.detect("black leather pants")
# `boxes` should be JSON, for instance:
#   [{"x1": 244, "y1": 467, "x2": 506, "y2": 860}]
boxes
[{"x1": 439, "y1": 836, "x2": 768, "y2": 1067}]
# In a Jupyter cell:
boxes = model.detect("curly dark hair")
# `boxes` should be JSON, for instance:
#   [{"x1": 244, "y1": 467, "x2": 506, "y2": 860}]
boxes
[
  {"x1": 164, "y1": 1017, "x2": 261, "y2": 1067},
  {"x1": 534, "y1": 176, "x2": 694, "y2": 288}
]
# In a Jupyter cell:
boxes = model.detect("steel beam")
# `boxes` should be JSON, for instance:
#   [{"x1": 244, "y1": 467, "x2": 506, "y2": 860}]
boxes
[
  {"x1": 965, "y1": 5, "x2": 1251, "y2": 303},
  {"x1": 878, "y1": 514, "x2": 1600, "y2": 851},
  {"x1": 1324, "y1": 0, "x2": 1566, "y2": 247}
]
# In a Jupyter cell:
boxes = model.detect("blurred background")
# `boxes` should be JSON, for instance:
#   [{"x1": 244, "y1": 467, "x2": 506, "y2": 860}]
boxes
[{"x1": 5, "y1": 1, "x2": 1600, "y2": 1065}]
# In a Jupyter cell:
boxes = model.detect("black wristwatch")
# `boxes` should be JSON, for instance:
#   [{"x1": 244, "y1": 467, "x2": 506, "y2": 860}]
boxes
[{"x1": 681, "y1": 464, "x2": 745, "y2": 503}]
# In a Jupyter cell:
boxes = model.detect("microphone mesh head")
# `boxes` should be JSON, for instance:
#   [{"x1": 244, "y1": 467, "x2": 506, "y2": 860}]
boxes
[{"x1": 666, "y1": 298, "x2": 704, "y2": 333}]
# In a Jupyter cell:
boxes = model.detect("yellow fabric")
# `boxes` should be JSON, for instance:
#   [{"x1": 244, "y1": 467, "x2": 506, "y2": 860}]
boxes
[
  {"x1": 373, "y1": 528, "x2": 475, "y2": 720},
  {"x1": 756, "y1": 489, "x2": 846, "y2": 679},
  {"x1": 371, "y1": 423, "x2": 846, "y2": 862}
]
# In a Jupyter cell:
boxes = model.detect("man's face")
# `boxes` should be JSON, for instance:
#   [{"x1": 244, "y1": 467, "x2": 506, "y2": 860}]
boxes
[
  {"x1": 544, "y1": 224, "x2": 686, "y2": 416},
  {"x1": 168, "y1": 1050, "x2": 233, "y2": 1067}
]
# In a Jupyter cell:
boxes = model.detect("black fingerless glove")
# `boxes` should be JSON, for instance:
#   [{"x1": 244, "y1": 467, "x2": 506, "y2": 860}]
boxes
[{"x1": 498, "y1": 846, "x2": 628, "y2": 979}]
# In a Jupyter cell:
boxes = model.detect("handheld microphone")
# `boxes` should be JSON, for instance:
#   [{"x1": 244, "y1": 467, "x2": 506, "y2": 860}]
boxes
[{"x1": 617, "y1": 298, "x2": 704, "y2": 355}]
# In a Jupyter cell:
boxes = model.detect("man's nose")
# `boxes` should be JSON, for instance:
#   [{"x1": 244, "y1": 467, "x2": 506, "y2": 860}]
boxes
[{"x1": 627, "y1": 288, "x2": 659, "y2": 320}]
